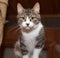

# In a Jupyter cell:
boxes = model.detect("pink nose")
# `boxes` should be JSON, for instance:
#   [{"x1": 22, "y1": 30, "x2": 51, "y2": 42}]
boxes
[{"x1": 26, "y1": 23, "x2": 29, "y2": 26}]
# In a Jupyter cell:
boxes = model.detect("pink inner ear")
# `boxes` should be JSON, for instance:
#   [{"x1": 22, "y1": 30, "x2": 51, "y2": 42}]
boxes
[
  {"x1": 33, "y1": 2, "x2": 40, "y2": 13},
  {"x1": 17, "y1": 3, "x2": 24, "y2": 13}
]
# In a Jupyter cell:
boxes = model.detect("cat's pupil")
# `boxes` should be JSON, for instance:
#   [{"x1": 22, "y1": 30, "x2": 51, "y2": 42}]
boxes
[
  {"x1": 31, "y1": 17, "x2": 35, "y2": 19},
  {"x1": 22, "y1": 17, "x2": 25, "y2": 19}
]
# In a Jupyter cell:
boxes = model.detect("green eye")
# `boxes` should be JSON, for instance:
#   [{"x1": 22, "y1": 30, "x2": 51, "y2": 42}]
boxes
[
  {"x1": 31, "y1": 17, "x2": 34, "y2": 19},
  {"x1": 21, "y1": 17, "x2": 25, "y2": 19},
  {"x1": 19, "y1": 17, "x2": 24, "y2": 19},
  {"x1": 31, "y1": 17, "x2": 36, "y2": 19},
  {"x1": 21, "y1": 17, "x2": 26, "y2": 21}
]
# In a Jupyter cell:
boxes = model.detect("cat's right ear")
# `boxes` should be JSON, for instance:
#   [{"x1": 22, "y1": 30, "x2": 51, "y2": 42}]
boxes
[
  {"x1": 17, "y1": 3, "x2": 24, "y2": 14},
  {"x1": 32, "y1": 2, "x2": 40, "y2": 14}
]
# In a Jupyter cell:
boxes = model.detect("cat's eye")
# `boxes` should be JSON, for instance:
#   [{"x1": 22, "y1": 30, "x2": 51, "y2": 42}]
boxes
[
  {"x1": 31, "y1": 17, "x2": 35, "y2": 19},
  {"x1": 18, "y1": 17, "x2": 25, "y2": 19},
  {"x1": 21, "y1": 17, "x2": 25, "y2": 19}
]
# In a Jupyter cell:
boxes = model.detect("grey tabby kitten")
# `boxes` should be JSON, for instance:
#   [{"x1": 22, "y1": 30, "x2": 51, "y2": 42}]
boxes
[{"x1": 14, "y1": 2, "x2": 45, "y2": 58}]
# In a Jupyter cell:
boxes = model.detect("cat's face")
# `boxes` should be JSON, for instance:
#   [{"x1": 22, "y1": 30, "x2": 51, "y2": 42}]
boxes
[{"x1": 17, "y1": 2, "x2": 41, "y2": 32}]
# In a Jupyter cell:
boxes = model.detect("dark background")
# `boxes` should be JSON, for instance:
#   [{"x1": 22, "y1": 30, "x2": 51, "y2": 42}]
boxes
[
  {"x1": 5, "y1": 0, "x2": 60, "y2": 28},
  {"x1": 6, "y1": 0, "x2": 60, "y2": 18}
]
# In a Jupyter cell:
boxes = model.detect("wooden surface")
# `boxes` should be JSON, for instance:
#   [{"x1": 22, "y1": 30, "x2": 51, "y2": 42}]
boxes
[
  {"x1": 6, "y1": 0, "x2": 60, "y2": 18},
  {"x1": 45, "y1": 28, "x2": 60, "y2": 58}
]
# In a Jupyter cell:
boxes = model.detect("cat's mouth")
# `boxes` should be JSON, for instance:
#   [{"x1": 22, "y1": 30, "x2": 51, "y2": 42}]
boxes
[
  {"x1": 21, "y1": 26, "x2": 34, "y2": 33},
  {"x1": 25, "y1": 26, "x2": 31, "y2": 29}
]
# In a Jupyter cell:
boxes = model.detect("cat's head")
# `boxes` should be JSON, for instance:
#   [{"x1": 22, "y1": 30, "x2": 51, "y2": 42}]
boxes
[{"x1": 17, "y1": 2, "x2": 41, "y2": 32}]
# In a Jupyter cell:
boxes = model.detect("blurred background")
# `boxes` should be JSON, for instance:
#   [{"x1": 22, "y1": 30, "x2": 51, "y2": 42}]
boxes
[{"x1": 0, "y1": 0, "x2": 60, "y2": 58}]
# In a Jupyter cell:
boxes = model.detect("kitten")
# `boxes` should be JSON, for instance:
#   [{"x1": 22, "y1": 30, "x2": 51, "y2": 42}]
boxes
[{"x1": 14, "y1": 2, "x2": 45, "y2": 58}]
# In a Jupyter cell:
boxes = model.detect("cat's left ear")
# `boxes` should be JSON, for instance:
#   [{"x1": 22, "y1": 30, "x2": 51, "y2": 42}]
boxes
[{"x1": 32, "y1": 2, "x2": 40, "y2": 13}]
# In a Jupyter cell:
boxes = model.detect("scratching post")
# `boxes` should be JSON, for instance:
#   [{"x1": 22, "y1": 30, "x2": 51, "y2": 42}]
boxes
[{"x1": 0, "y1": 0, "x2": 8, "y2": 46}]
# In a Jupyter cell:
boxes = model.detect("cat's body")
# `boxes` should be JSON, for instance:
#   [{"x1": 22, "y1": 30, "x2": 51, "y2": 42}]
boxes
[{"x1": 14, "y1": 2, "x2": 45, "y2": 58}]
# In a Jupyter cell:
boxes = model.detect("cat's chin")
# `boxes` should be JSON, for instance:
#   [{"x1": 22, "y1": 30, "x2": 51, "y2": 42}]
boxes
[
  {"x1": 25, "y1": 27, "x2": 31, "y2": 30},
  {"x1": 21, "y1": 27, "x2": 34, "y2": 33}
]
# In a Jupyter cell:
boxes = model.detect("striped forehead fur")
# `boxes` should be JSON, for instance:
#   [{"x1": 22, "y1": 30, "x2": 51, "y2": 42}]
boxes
[{"x1": 17, "y1": 9, "x2": 41, "y2": 19}]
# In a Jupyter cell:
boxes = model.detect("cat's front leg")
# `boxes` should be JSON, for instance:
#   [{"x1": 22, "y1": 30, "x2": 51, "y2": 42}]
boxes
[
  {"x1": 32, "y1": 39, "x2": 44, "y2": 58},
  {"x1": 32, "y1": 48, "x2": 42, "y2": 58},
  {"x1": 20, "y1": 49, "x2": 29, "y2": 58},
  {"x1": 20, "y1": 46, "x2": 29, "y2": 58}
]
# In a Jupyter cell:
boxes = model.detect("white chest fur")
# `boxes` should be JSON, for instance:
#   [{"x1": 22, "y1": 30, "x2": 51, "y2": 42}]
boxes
[{"x1": 22, "y1": 23, "x2": 43, "y2": 51}]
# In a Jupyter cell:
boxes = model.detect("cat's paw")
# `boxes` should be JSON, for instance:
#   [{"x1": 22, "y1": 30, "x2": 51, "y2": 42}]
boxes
[
  {"x1": 16, "y1": 55, "x2": 22, "y2": 58},
  {"x1": 23, "y1": 55, "x2": 29, "y2": 58},
  {"x1": 32, "y1": 55, "x2": 39, "y2": 58}
]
